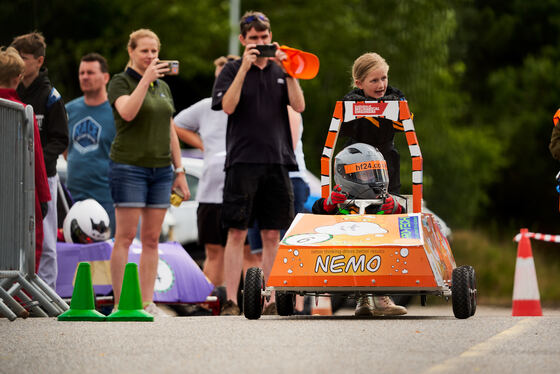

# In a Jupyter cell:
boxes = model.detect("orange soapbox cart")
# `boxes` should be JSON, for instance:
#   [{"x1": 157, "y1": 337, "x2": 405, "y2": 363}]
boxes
[{"x1": 243, "y1": 100, "x2": 477, "y2": 319}]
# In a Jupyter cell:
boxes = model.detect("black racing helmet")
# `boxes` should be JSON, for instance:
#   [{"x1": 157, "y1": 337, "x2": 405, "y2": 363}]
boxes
[{"x1": 334, "y1": 143, "x2": 389, "y2": 199}]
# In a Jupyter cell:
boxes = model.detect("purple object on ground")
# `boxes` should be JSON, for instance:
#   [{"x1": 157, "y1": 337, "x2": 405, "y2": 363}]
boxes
[{"x1": 56, "y1": 241, "x2": 213, "y2": 303}]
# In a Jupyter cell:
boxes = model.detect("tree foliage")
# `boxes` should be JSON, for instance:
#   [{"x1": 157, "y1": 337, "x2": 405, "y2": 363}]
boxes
[
  {"x1": 1, "y1": 0, "x2": 558, "y2": 231},
  {"x1": 451, "y1": 0, "x2": 560, "y2": 232}
]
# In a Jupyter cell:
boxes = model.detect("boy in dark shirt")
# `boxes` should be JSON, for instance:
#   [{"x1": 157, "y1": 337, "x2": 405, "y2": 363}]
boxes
[{"x1": 12, "y1": 32, "x2": 68, "y2": 289}]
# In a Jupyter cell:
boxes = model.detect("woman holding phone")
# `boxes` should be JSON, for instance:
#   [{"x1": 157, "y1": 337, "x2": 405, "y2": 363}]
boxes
[{"x1": 107, "y1": 28, "x2": 189, "y2": 317}]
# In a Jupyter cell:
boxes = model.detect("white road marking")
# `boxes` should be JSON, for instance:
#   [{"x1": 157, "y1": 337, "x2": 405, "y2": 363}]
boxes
[{"x1": 423, "y1": 318, "x2": 539, "y2": 373}]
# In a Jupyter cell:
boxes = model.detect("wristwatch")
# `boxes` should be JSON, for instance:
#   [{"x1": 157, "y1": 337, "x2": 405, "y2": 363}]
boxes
[{"x1": 174, "y1": 166, "x2": 186, "y2": 174}]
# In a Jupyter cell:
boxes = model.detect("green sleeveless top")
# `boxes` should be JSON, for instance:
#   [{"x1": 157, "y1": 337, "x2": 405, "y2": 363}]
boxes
[{"x1": 108, "y1": 68, "x2": 175, "y2": 167}]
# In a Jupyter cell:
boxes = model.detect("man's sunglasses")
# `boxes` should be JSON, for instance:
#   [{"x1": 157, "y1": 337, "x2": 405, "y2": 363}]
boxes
[{"x1": 243, "y1": 14, "x2": 268, "y2": 24}]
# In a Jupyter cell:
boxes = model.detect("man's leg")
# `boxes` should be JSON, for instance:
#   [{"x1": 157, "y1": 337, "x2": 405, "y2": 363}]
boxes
[
  {"x1": 37, "y1": 174, "x2": 59, "y2": 289},
  {"x1": 203, "y1": 243, "x2": 225, "y2": 286},
  {"x1": 221, "y1": 164, "x2": 260, "y2": 313},
  {"x1": 223, "y1": 228, "x2": 248, "y2": 303},
  {"x1": 244, "y1": 223, "x2": 263, "y2": 276},
  {"x1": 242, "y1": 244, "x2": 262, "y2": 277},
  {"x1": 261, "y1": 229, "x2": 280, "y2": 303}
]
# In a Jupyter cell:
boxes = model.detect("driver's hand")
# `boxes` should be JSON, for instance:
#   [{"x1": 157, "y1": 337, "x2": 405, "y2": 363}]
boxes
[
  {"x1": 323, "y1": 184, "x2": 346, "y2": 212},
  {"x1": 379, "y1": 195, "x2": 402, "y2": 214}
]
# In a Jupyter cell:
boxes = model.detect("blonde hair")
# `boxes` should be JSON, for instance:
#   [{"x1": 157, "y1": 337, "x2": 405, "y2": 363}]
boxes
[
  {"x1": 351, "y1": 52, "x2": 389, "y2": 88},
  {"x1": 128, "y1": 28, "x2": 160, "y2": 51},
  {"x1": 213, "y1": 54, "x2": 240, "y2": 68},
  {"x1": 0, "y1": 46, "x2": 25, "y2": 87},
  {"x1": 126, "y1": 29, "x2": 160, "y2": 68}
]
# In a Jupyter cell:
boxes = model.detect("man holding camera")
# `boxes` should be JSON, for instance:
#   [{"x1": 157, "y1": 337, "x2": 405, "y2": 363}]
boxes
[{"x1": 212, "y1": 10, "x2": 305, "y2": 315}]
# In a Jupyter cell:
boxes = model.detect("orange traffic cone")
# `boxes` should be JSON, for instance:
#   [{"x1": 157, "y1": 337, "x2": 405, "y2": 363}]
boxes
[
  {"x1": 311, "y1": 295, "x2": 332, "y2": 316},
  {"x1": 512, "y1": 228, "x2": 543, "y2": 316},
  {"x1": 279, "y1": 46, "x2": 320, "y2": 80}
]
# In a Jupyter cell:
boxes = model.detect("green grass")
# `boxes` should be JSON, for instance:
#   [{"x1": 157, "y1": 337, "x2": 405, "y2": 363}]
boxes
[{"x1": 450, "y1": 230, "x2": 560, "y2": 307}]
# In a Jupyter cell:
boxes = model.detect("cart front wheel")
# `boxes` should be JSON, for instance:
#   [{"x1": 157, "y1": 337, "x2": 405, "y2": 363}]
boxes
[
  {"x1": 452, "y1": 265, "x2": 476, "y2": 319},
  {"x1": 243, "y1": 267, "x2": 264, "y2": 320}
]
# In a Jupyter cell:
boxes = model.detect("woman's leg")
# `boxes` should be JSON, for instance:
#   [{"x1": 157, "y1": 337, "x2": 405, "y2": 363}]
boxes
[
  {"x1": 138, "y1": 207, "x2": 167, "y2": 304},
  {"x1": 110, "y1": 207, "x2": 141, "y2": 305}
]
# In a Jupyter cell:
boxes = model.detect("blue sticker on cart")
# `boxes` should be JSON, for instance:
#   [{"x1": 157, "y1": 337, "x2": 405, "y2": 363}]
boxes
[{"x1": 398, "y1": 216, "x2": 420, "y2": 239}]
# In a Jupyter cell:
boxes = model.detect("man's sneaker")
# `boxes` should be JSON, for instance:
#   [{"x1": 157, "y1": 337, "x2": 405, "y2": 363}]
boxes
[
  {"x1": 373, "y1": 296, "x2": 407, "y2": 316},
  {"x1": 220, "y1": 300, "x2": 241, "y2": 316},
  {"x1": 354, "y1": 295, "x2": 375, "y2": 317},
  {"x1": 262, "y1": 302, "x2": 277, "y2": 315},
  {"x1": 144, "y1": 302, "x2": 171, "y2": 317}
]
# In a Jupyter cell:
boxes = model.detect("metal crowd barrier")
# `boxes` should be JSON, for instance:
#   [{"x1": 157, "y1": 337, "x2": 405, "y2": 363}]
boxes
[{"x1": 0, "y1": 98, "x2": 68, "y2": 320}]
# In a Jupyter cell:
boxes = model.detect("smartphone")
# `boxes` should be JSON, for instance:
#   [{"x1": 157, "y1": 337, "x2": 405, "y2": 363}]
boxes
[
  {"x1": 161, "y1": 60, "x2": 179, "y2": 75},
  {"x1": 255, "y1": 44, "x2": 277, "y2": 57}
]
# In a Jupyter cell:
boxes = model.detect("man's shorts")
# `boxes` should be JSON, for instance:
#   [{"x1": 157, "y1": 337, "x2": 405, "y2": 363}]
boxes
[
  {"x1": 109, "y1": 161, "x2": 173, "y2": 208},
  {"x1": 222, "y1": 163, "x2": 294, "y2": 230},
  {"x1": 197, "y1": 203, "x2": 228, "y2": 246},
  {"x1": 247, "y1": 176, "x2": 310, "y2": 253}
]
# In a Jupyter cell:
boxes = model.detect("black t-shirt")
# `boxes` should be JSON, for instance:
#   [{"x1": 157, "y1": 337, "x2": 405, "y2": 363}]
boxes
[
  {"x1": 339, "y1": 86, "x2": 406, "y2": 194},
  {"x1": 212, "y1": 59, "x2": 296, "y2": 170}
]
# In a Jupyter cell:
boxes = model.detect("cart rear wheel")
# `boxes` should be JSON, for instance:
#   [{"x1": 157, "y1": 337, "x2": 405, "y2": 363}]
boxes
[
  {"x1": 452, "y1": 265, "x2": 475, "y2": 319},
  {"x1": 276, "y1": 292, "x2": 295, "y2": 316},
  {"x1": 243, "y1": 267, "x2": 264, "y2": 320},
  {"x1": 466, "y1": 265, "x2": 477, "y2": 316}
]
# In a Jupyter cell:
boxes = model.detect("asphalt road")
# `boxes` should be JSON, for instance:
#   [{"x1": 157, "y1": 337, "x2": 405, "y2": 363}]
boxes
[{"x1": 2, "y1": 305, "x2": 559, "y2": 374}]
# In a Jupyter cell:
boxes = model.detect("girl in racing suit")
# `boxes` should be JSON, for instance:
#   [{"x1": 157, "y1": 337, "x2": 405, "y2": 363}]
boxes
[{"x1": 312, "y1": 142, "x2": 407, "y2": 317}]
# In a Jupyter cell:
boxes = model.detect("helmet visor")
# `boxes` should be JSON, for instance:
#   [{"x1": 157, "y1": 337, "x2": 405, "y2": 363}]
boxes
[{"x1": 343, "y1": 160, "x2": 388, "y2": 183}]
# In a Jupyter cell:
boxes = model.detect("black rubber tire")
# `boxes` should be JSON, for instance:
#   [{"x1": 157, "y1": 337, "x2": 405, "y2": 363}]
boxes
[
  {"x1": 452, "y1": 265, "x2": 473, "y2": 319},
  {"x1": 276, "y1": 292, "x2": 295, "y2": 316},
  {"x1": 243, "y1": 267, "x2": 264, "y2": 320},
  {"x1": 466, "y1": 265, "x2": 477, "y2": 316}
]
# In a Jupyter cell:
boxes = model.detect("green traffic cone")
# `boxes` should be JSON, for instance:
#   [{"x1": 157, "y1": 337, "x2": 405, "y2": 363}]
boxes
[
  {"x1": 58, "y1": 262, "x2": 106, "y2": 321},
  {"x1": 106, "y1": 263, "x2": 153, "y2": 321}
]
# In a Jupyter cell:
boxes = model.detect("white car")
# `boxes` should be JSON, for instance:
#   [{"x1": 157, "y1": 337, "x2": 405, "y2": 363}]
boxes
[{"x1": 162, "y1": 157, "x2": 202, "y2": 245}]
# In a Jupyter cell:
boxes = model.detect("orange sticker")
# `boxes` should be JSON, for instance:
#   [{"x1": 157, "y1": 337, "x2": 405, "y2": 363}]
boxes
[{"x1": 344, "y1": 160, "x2": 387, "y2": 174}]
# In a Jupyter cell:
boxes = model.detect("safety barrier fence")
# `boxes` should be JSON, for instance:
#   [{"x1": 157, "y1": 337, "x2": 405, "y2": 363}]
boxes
[
  {"x1": 514, "y1": 231, "x2": 560, "y2": 243},
  {"x1": 0, "y1": 98, "x2": 68, "y2": 320}
]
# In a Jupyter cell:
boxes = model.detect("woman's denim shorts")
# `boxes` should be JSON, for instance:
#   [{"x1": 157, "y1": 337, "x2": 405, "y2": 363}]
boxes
[{"x1": 109, "y1": 161, "x2": 173, "y2": 208}]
